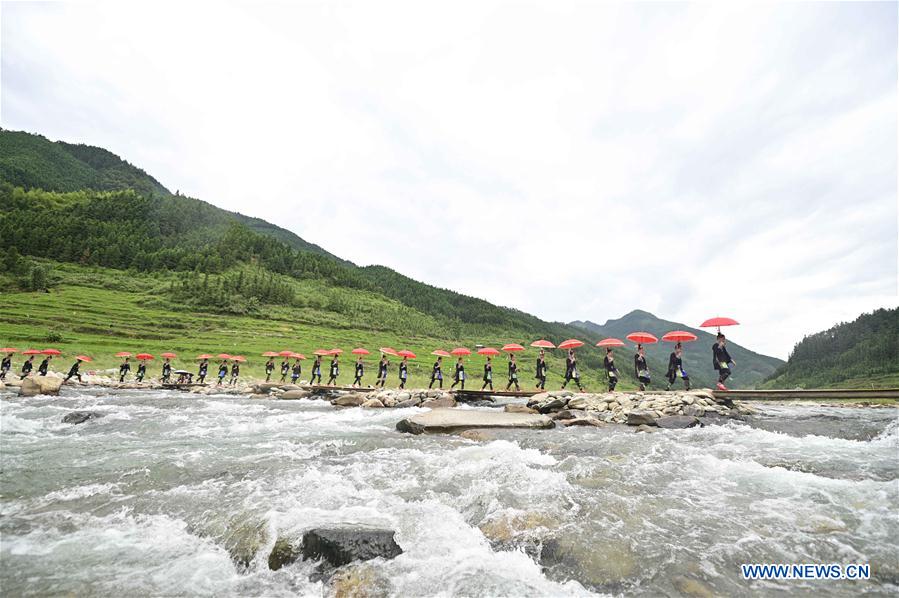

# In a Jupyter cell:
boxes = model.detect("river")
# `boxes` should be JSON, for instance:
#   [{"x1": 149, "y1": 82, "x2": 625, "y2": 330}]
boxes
[{"x1": 1, "y1": 388, "x2": 897, "y2": 596}]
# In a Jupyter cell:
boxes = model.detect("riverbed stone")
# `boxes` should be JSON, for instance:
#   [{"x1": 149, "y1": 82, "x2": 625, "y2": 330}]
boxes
[
  {"x1": 327, "y1": 563, "x2": 390, "y2": 598},
  {"x1": 280, "y1": 389, "x2": 312, "y2": 400},
  {"x1": 537, "y1": 398, "x2": 567, "y2": 414},
  {"x1": 626, "y1": 411, "x2": 657, "y2": 426},
  {"x1": 420, "y1": 395, "x2": 456, "y2": 409},
  {"x1": 656, "y1": 415, "x2": 701, "y2": 429},
  {"x1": 61, "y1": 411, "x2": 103, "y2": 425},
  {"x1": 361, "y1": 398, "x2": 384, "y2": 408},
  {"x1": 268, "y1": 537, "x2": 301, "y2": 571},
  {"x1": 504, "y1": 404, "x2": 537, "y2": 414},
  {"x1": 396, "y1": 397, "x2": 421, "y2": 408},
  {"x1": 560, "y1": 417, "x2": 606, "y2": 427},
  {"x1": 300, "y1": 528, "x2": 402, "y2": 569},
  {"x1": 332, "y1": 393, "x2": 367, "y2": 407},
  {"x1": 396, "y1": 408, "x2": 554, "y2": 435},
  {"x1": 19, "y1": 376, "x2": 63, "y2": 397}
]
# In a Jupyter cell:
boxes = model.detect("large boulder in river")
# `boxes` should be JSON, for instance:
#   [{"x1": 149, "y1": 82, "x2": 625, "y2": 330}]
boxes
[
  {"x1": 396, "y1": 408, "x2": 554, "y2": 435},
  {"x1": 301, "y1": 528, "x2": 402, "y2": 569},
  {"x1": 19, "y1": 376, "x2": 63, "y2": 397},
  {"x1": 656, "y1": 415, "x2": 701, "y2": 429},
  {"x1": 62, "y1": 411, "x2": 103, "y2": 425},
  {"x1": 279, "y1": 389, "x2": 312, "y2": 400},
  {"x1": 626, "y1": 411, "x2": 657, "y2": 426},
  {"x1": 420, "y1": 395, "x2": 457, "y2": 409},
  {"x1": 504, "y1": 404, "x2": 537, "y2": 414},
  {"x1": 332, "y1": 393, "x2": 367, "y2": 407},
  {"x1": 361, "y1": 398, "x2": 384, "y2": 408}
]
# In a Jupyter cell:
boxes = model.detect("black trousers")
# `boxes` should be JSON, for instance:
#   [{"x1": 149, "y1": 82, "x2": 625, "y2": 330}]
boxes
[
  {"x1": 64, "y1": 373, "x2": 82, "y2": 383},
  {"x1": 377, "y1": 375, "x2": 386, "y2": 387},
  {"x1": 198, "y1": 375, "x2": 206, "y2": 383},
  {"x1": 266, "y1": 371, "x2": 273, "y2": 382},
  {"x1": 562, "y1": 372, "x2": 583, "y2": 390},
  {"x1": 536, "y1": 375, "x2": 546, "y2": 389},
  {"x1": 482, "y1": 378, "x2": 493, "y2": 390},
  {"x1": 280, "y1": 373, "x2": 287, "y2": 382},
  {"x1": 312, "y1": 372, "x2": 322, "y2": 384},
  {"x1": 451, "y1": 377, "x2": 464, "y2": 389},
  {"x1": 506, "y1": 377, "x2": 520, "y2": 391},
  {"x1": 608, "y1": 376, "x2": 617, "y2": 392},
  {"x1": 326, "y1": 374, "x2": 336, "y2": 385},
  {"x1": 718, "y1": 368, "x2": 731, "y2": 384},
  {"x1": 429, "y1": 374, "x2": 442, "y2": 388},
  {"x1": 353, "y1": 375, "x2": 363, "y2": 386},
  {"x1": 0, "y1": 368, "x2": 8, "y2": 380},
  {"x1": 399, "y1": 377, "x2": 406, "y2": 388}
]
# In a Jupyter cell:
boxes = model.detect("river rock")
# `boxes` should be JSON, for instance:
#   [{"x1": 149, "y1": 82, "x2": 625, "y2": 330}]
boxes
[
  {"x1": 396, "y1": 397, "x2": 421, "y2": 408},
  {"x1": 560, "y1": 417, "x2": 606, "y2": 427},
  {"x1": 301, "y1": 528, "x2": 402, "y2": 569},
  {"x1": 683, "y1": 405, "x2": 705, "y2": 417},
  {"x1": 327, "y1": 563, "x2": 390, "y2": 598},
  {"x1": 504, "y1": 404, "x2": 537, "y2": 414},
  {"x1": 672, "y1": 575, "x2": 716, "y2": 598},
  {"x1": 626, "y1": 411, "x2": 657, "y2": 426},
  {"x1": 61, "y1": 411, "x2": 103, "y2": 425},
  {"x1": 280, "y1": 389, "x2": 312, "y2": 400},
  {"x1": 251, "y1": 382, "x2": 283, "y2": 394},
  {"x1": 361, "y1": 398, "x2": 384, "y2": 408},
  {"x1": 332, "y1": 393, "x2": 367, "y2": 407},
  {"x1": 420, "y1": 396, "x2": 456, "y2": 409},
  {"x1": 537, "y1": 398, "x2": 567, "y2": 414},
  {"x1": 19, "y1": 376, "x2": 63, "y2": 397},
  {"x1": 458, "y1": 429, "x2": 494, "y2": 442},
  {"x1": 635, "y1": 424, "x2": 655, "y2": 433},
  {"x1": 396, "y1": 408, "x2": 554, "y2": 435},
  {"x1": 656, "y1": 415, "x2": 701, "y2": 429},
  {"x1": 268, "y1": 537, "x2": 301, "y2": 571},
  {"x1": 540, "y1": 536, "x2": 636, "y2": 590}
]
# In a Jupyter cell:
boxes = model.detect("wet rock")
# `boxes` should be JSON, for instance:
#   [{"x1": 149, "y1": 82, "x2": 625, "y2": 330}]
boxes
[
  {"x1": 301, "y1": 528, "x2": 402, "y2": 570},
  {"x1": 458, "y1": 429, "x2": 494, "y2": 442},
  {"x1": 361, "y1": 399, "x2": 384, "y2": 408},
  {"x1": 527, "y1": 392, "x2": 552, "y2": 407},
  {"x1": 395, "y1": 397, "x2": 421, "y2": 408},
  {"x1": 268, "y1": 537, "x2": 301, "y2": 571},
  {"x1": 626, "y1": 411, "x2": 657, "y2": 426},
  {"x1": 537, "y1": 398, "x2": 566, "y2": 414},
  {"x1": 397, "y1": 408, "x2": 554, "y2": 435},
  {"x1": 540, "y1": 536, "x2": 636, "y2": 591},
  {"x1": 280, "y1": 389, "x2": 312, "y2": 400},
  {"x1": 683, "y1": 405, "x2": 705, "y2": 417},
  {"x1": 635, "y1": 424, "x2": 655, "y2": 433},
  {"x1": 560, "y1": 417, "x2": 606, "y2": 427},
  {"x1": 656, "y1": 415, "x2": 701, "y2": 429},
  {"x1": 395, "y1": 391, "x2": 411, "y2": 402},
  {"x1": 672, "y1": 575, "x2": 716, "y2": 598},
  {"x1": 504, "y1": 404, "x2": 537, "y2": 414},
  {"x1": 19, "y1": 375, "x2": 63, "y2": 397},
  {"x1": 251, "y1": 382, "x2": 283, "y2": 394},
  {"x1": 332, "y1": 394, "x2": 367, "y2": 407},
  {"x1": 61, "y1": 411, "x2": 103, "y2": 425},
  {"x1": 420, "y1": 396, "x2": 456, "y2": 409},
  {"x1": 480, "y1": 512, "x2": 558, "y2": 543},
  {"x1": 549, "y1": 409, "x2": 579, "y2": 420},
  {"x1": 326, "y1": 563, "x2": 390, "y2": 598}
]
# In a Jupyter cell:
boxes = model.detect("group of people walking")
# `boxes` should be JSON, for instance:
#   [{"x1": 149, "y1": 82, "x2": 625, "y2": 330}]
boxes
[{"x1": 1, "y1": 334, "x2": 738, "y2": 391}]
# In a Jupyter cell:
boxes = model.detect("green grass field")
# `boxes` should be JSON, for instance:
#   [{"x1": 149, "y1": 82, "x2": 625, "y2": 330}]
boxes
[{"x1": 0, "y1": 261, "x2": 636, "y2": 390}]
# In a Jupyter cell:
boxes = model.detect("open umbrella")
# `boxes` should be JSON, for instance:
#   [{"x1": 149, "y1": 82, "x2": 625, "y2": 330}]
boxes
[
  {"x1": 431, "y1": 349, "x2": 451, "y2": 357},
  {"x1": 626, "y1": 332, "x2": 658, "y2": 345},
  {"x1": 290, "y1": 353, "x2": 306, "y2": 360},
  {"x1": 161, "y1": 352, "x2": 177, "y2": 359},
  {"x1": 530, "y1": 339, "x2": 556, "y2": 349},
  {"x1": 23, "y1": 349, "x2": 43, "y2": 355},
  {"x1": 661, "y1": 331, "x2": 698, "y2": 343},
  {"x1": 596, "y1": 338, "x2": 625, "y2": 347},
  {"x1": 136, "y1": 353, "x2": 155, "y2": 360},
  {"x1": 450, "y1": 347, "x2": 471, "y2": 356},
  {"x1": 700, "y1": 317, "x2": 740, "y2": 333},
  {"x1": 379, "y1": 347, "x2": 399, "y2": 357},
  {"x1": 397, "y1": 350, "x2": 416, "y2": 359},
  {"x1": 196, "y1": 354, "x2": 213, "y2": 360},
  {"x1": 558, "y1": 339, "x2": 584, "y2": 350},
  {"x1": 278, "y1": 350, "x2": 294, "y2": 357},
  {"x1": 477, "y1": 347, "x2": 500, "y2": 356},
  {"x1": 351, "y1": 348, "x2": 370, "y2": 355},
  {"x1": 313, "y1": 349, "x2": 331, "y2": 356},
  {"x1": 115, "y1": 351, "x2": 132, "y2": 358},
  {"x1": 75, "y1": 355, "x2": 93, "y2": 362},
  {"x1": 329, "y1": 349, "x2": 344, "y2": 355},
  {"x1": 232, "y1": 355, "x2": 247, "y2": 363},
  {"x1": 262, "y1": 351, "x2": 280, "y2": 357},
  {"x1": 216, "y1": 353, "x2": 231, "y2": 360},
  {"x1": 42, "y1": 348, "x2": 62, "y2": 355},
  {"x1": 0, "y1": 348, "x2": 19, "y2": 354},
  {"x1": 502, "y1": 343, "x2": 525, "y2": 352}
]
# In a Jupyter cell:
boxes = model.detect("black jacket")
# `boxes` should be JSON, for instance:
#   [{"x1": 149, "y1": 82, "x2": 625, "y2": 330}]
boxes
[{"x1": 713, "y1": 344, "x2": 732, "y2": 370}]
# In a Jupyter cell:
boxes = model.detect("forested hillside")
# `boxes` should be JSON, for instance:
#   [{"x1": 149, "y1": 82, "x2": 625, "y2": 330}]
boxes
[{"x1": 762, "y1": 308, "x2": 899, "y2": 389}]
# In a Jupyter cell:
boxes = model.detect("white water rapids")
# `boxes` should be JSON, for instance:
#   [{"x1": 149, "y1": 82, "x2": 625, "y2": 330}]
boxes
[{"x1": 1, "y1": 388, "x2": 897, "y2": 596}]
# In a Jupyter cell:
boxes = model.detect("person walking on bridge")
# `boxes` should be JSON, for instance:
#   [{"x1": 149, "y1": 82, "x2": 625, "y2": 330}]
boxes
[
  {"x1": 604, "y1": 348, "x2": 619, "y2": 391},
  {"x1": 279, "y1": 358, "x2": 290, "y2": 383},
  {"x1": 291, "y1": 358, "x2": 302, "y2": 383},
  {"x1": 376, "y1": 354, "x2": 388, "y2": 388},
  {"x1": 561, "y1": 349, "x2": 584, "y2": 391},
  {"x1": 535, "y1": 350, "x2": 547, "y2": 390},
  {"x1": 481, "y1": 356, "x2": 493, "y2": 391},
  {"x1": 634, "y1": 345, "x2": 650, "y2": 391},
  {"x1": 118, "y1": 357, "x2": 131, "y2": 383},
  {"x1": 0, "y1": 352, "x2": 12, "y2": 381},
  {"x1": 451, "y1": 357, "x2": 466, "y2": 390},
  {"x1": 326, "y1": 355, "x2": 339, "y2": 386},
  {"x1": 265, "y1": 357, "x2": 275, "y2": 382},
  {"x1": 353, "y1": 356, "x2": 364, "y2": 387},
  {"x1": 429, "y1": 356, "x2": 443, "y2": 389},
  {"x1": 506, "y1": 353, "x2": 521, "y2": 391},
  {"x1": 398, "y1": 356, "x2": 408, "y2": 389},
  {"x1": 197, "y1": 358, "x2": 208, "y2": 384},
  {"x1": 666, "y1": 343, "x2": 690, "y2": 390},
  {"x1": 713, "y1": 333, "x2": 735, "y2": 390},
  {"x1": 311, "y1": 355, "x2": 323, "y2": 385}
]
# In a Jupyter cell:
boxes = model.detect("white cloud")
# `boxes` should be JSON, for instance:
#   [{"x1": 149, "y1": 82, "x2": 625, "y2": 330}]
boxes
[{"x1": 2, "y1": 1, "x2": 896, "y2": 358}]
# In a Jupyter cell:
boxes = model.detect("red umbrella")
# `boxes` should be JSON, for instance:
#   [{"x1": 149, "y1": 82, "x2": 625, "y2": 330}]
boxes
[
  {"x1": 196, "y1": 354, "x2": 213, "y2": 360},
  {"x1": 115, "y1": 351, "x2": 132, "y2": 358},
  {"x1": 278, "y1": 350, "x2": 294, "y2": 357},
  {"x1": 431, "y1": 350, "x2": 451, "y2": 357},
  {"x1": 262, "y1": 351, "x2": 280, "y2": 357},
  {"x1": 661, "y1": 331, "x2": 698, "y2": 343},
  {"x1": 477, "y1": 347, "x2": 500, "y2": 356},
  {"x1": 502, "y1": 343, "x2": 525, "y2": 352},
  {"x1": 161, "y1": 352, "x2": 177, "y2": 359},
  {"x1": 530, "y1": 339, "x2": 556, "y2": 349},
  {"x1": 558, "y1": 339, "x2": 584, "y2": 350},
  {"x1": 75, "y1": 355, "x2": 93, "y2": 362},
  {"x1": 42, "y1": 348, "x2": 62, "y2": 355},
  {"x1": 313, "y1": 349, "x2": 331, "y2": 356},
  {"x1": 216, "y1": 353, "x2": 231, "y2": 360},
  {"x1": 290, "y1": 353, "x2": 306, "y2": 360},
  {"x1": 136, "y1": 353, "x2": 155, "y2": 360},
  {"x1": 397, "y1": 350, "x2": 416, "y2": 359},
  {"x1": 596, "y1": 338, "x2": 625, "y2": 347},
  {"x1": 23, "y1": 349, "x2": 43, "y2": 355},
  {"x1": 0, "y1": 348, "x2": 19, "y2": 354},
  {"x1": 232, "y1": 355, "x2": 247, "y2": 363},
  {"x1": 451, "y1": 347, "x2": 471, "y2": 356},
  {"x1": 351, "y1": 348, "x2": 370, "y2": 355},
  {"x1": 626, "y1": 332, "x2": 658, "y2": 345},
  {"x1": 700, "y1": 317, "x2": 740, "y2": 333},
  {"x1": 380, "y1": 347, "x2": 399, "y2": 357},
  {"x1": 329, "y1": 348, "x2": 344, "y2": 355}
]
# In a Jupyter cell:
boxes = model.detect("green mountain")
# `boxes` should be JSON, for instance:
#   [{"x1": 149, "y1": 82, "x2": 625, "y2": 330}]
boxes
[
  {"x1": 570, "y1": 310, "x2": 784, "y2": 388},
  {"x1": 762, "y1": 307, "x2": 899, "y2": 389}
]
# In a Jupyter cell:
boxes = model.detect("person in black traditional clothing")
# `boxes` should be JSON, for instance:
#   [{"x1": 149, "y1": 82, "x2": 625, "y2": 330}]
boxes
[
  {"x1": 561, "y1": 349, "x2": 584, "y2": 391},
  {"x1": 216, "y1": 360, "x2": 228, "y2": 385},
  {"x1": 229, "y1": 362, "x2": 240, "y2": 385},
  {"x1": 666, "y1": 343, "x2": 690, "y2": 390},
  {"x1": 64, "y1": 359, "x2": 82, "y2": 383},
  {"x1": 37, "y1": 355, "x2": 51, "y2": 376},
  {"x1": 136, "y1": 360, "x2": 147, "y2": 382},
  {"x1": 450, "y1": 357, "x2": 465, "y2": 390},
  {"x1": 311, "y1": 355, "x2": 323, "y2": 385},
  {"x1": 634, "y1": 345, "x2": 650, "y2": 391},
  {"x1": 161, "y1": 358, "x2": 172, "y2": 384},
  {"x1": 0, "y1": 352, "x2": 12, "y2": 380},
  {"x1": 713, "y1": 333, "x2": 735, "y2": 390},
  {"x1": 535, "y1": 350, "x2": 547, "y2": 390},
  {"x1": 280, "y1": 359, "x2": 290, "y2": 383},
  {"x1": 327, "y1": 355, "x2": 339, "y2": 386},
  {"x1": 376, "y1": 355, "x2": 388, "y2": 388},
  {"x1": 197, "y1": 359, "x2": 209, "y2": 384},
  {"x1": 506, "y1": 354, "x2": 520, "y2": 391},
  {"x1": 481, "y1": 356, "x2": 493, "y2": 391},
  {"x1": 119, "y1": 357, "x2": 131, "y2": 383},
  {"x1": 604, "y1": 348, "x2": 619, "y2": 391},
  {"x1": 291, "y1": 359, "x2": 302, "y2": 383},
  {"x1": 429, "y1": 356, "x2": 443, "y2": 389},
  {"x1": 20, "y1": 355, "x2": 34, "y2": 379},
  {"x1": 265, "y1": 358, "x2": 275, "y2": 382},
  {"x1": 398, "y1": 356, "x2": 408, "y2": 389},
  {"x1": 353, "y1": 356, "x2": 364, "y2": 387}
]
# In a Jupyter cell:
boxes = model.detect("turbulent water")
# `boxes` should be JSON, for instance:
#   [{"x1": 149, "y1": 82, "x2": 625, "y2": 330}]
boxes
[{"x1": 1, "y1": 388, "x2": 897, "y2": 597}]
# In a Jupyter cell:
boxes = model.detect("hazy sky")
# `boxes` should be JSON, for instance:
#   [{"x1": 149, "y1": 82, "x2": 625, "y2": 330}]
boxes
[{"x1": 2, "y1": 1, "x2": 897, "y2": 358}]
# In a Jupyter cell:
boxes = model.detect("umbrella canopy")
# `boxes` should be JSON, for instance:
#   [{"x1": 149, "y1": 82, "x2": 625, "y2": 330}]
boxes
[
  {"x1": 530, "y1": 339, "x2": 556, "y2": 349},
  {"x1": 661, "y1": 331, "x2": 698, "y2": 343},
  {"x1": 596, "y1": 338, "x2": 625, "y2": 347},
  {"x1": 75, "y1": 355, "x2": 93, "y2": 362},
  {"x1": 290, "y1": 353, "x2": 306, "y2": 360},
  {"x1": 115, "y1": 351, "x2": 132, "y2": 358},
  {"x1": 329, "y1": 348, "x2": 344, "y2": 355},
  {"x1": 477, "y1": 347, "x2": 501, "y2": 356},
  {"x1": 558, "y1": 339, "x2": 584, "y2": 350},
  {"x1": 450, "y1": 347, "x2": 471, "y2": 356},
  {"x1": 42, "y1": 348, "x2": 62, "y2": 355},
  {"x1": 700, "y1": 317, "x2": 739, "y2": 329},
  {"x1": 232, "y1": 355, "x2": 247, "y2": 363},
  {"x1": 0, "y1": 348, "x2": 19, "y2": 353},
  {"x1": 216, "y1": 353, "x2": 231, "y2": 360},
  {"x1": 431, "y1": 350, "x2": 451, "y2": 357},
  {"x1": 379, "y1": 347, "x2": 399, "y2": 357},
  {"x1": 278, "y1": 350, "x2": 294, "y2": 357},
  {"x1": 136, "y1": 353, "x2": 155, "y2": 360},
  {"x1": 262, "y1": 351, "x2": 280, "y2": 357},
  {"x1": 501, "y1": 343, "x2": 525, "y2": 352},
  {"x1": 626, "y1": 332, "x2": 658, "y2": 345},
  {"x1": 160, "y1": 352, "x2": 177, "y2": 359},
  {"x1": 397, "y1": 350, "x2": 416, "y2": 359},
  {"x1": 196, "y1": 354, "x2": 213, "y2": 360},
  {"x1": 351, "y1": 348, "x2": 370, "y2": 355},
  {"x1": 313, "y1": 349, "x2": 331, "y2": 356},
  {"x1": 23, "y1": 349, "x2": 43, "y2": 355}
]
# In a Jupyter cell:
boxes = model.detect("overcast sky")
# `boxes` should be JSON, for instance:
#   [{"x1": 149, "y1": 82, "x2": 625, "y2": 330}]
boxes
[{"x1": 2, "y1": 1, "x2": 896, "y2": 358}]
